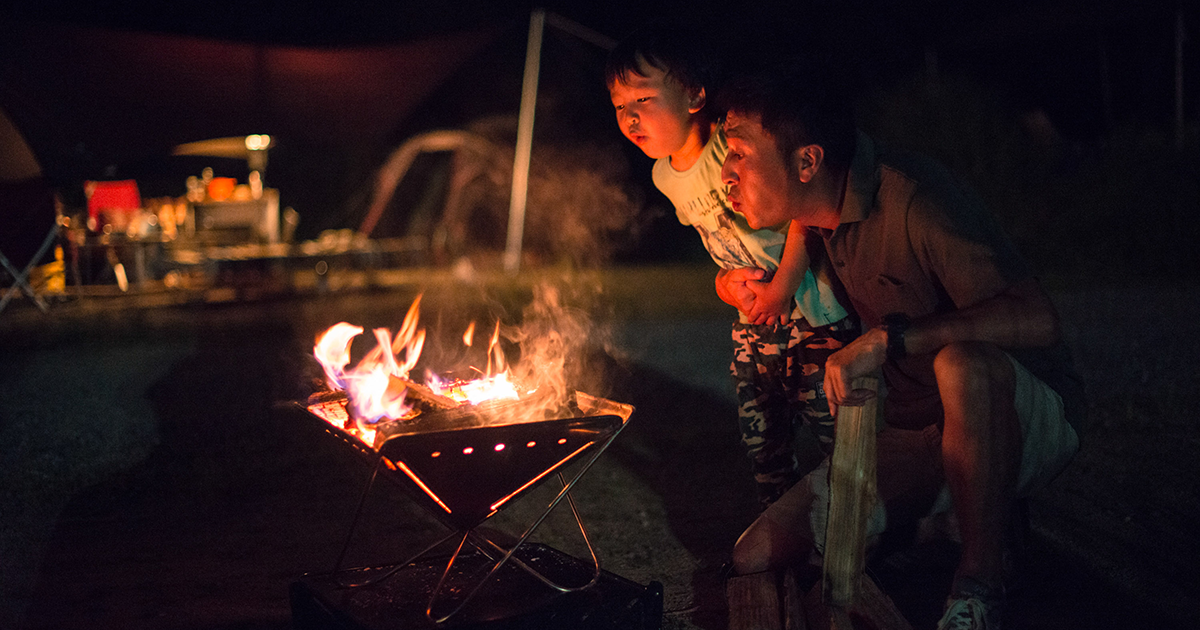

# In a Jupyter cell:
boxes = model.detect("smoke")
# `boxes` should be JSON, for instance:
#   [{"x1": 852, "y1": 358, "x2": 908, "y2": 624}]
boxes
[
  {"x1": 502, "y1": 279, "x2": 612, "y2": 410},
  {"x1": 363, "y1": 117, "x2": 650, "y2": 269}
]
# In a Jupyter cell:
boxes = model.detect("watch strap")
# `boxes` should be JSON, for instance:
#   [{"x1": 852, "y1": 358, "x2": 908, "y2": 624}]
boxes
[{"x1": 883, "y1": 312, "x2": 910, "y2": 362}]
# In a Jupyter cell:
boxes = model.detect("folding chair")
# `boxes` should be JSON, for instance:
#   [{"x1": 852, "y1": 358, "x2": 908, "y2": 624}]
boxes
[{"x1": 0, "y1": 219, "x2": 60, "y2": 314}]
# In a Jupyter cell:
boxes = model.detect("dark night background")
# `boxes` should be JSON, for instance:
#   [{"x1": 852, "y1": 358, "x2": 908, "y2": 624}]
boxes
[
  {"x1": 3, "y1": 0, "x2": 1198, "y2": 272},
  {"x1": 2, "y1": 2, "x2": 1199, "y2": 630}
]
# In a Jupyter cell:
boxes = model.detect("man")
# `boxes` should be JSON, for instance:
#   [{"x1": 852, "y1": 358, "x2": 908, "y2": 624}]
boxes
[{"x1": 717, "y1": 63, "x2": 1085, "y2": 629}]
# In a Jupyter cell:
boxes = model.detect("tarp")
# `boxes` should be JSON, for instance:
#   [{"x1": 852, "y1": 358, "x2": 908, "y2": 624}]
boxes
[
  {"x1": 0, "y1": 105, "x2": 41, "y2": 183},
  {"x1": 0, "y1": 19, "x2": 508, "y2": 188}
]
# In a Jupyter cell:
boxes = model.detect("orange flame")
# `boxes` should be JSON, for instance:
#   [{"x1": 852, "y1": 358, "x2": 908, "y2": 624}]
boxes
[{"x1": 312, "y1": 292, "x2": 578, "y2": 444}]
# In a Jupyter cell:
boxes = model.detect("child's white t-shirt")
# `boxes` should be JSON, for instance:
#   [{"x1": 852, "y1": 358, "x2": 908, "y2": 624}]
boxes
[{"x1": 652, "y1": 125, "x2": 847, "y2": 326}]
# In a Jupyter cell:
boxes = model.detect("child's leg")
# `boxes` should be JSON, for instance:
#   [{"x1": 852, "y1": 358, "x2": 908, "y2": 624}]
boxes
[
  {"x1": 787, "y1": 316, "x2": 860, "y2": 455},
  {"x1": 732, "y1": 321, "x2": 799, "y2": 508}
]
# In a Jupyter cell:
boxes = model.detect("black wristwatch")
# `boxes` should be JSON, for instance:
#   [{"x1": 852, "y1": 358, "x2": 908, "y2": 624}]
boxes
[{"x1": 882, "y1": 312, "x2": 910, "y2": 362}]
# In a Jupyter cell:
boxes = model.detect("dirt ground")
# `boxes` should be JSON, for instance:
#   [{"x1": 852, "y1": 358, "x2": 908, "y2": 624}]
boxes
[{"x1": 1, "y1": 266, "x2": 1197, "y2": 629}]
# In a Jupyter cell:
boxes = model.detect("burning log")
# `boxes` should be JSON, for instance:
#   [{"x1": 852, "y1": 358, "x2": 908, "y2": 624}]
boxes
[{"x1": 386, "y1": 375, "x2": 459, "y2": 410}]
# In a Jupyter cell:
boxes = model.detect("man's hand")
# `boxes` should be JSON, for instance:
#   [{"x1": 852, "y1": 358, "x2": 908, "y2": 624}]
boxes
[
  {"x1": 745, "y1": 278, "x2": 793, "y2": 325},
  {"x1": 715, "y1": 267, "x2": 767, "y2": 315},
  {"x1": 823, "y1": 327, "x2": 888, "y2": 417}
]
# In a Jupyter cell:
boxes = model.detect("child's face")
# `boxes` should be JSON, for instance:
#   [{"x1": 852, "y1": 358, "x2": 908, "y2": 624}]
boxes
[{"x1": 608, "y1": 63, "x2": 701, "y2": 160}]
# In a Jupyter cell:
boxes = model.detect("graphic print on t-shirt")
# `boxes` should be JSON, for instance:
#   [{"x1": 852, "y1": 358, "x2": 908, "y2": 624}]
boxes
[{"x1": 686, "y1": 188, "x2": 757, "y2": 269}]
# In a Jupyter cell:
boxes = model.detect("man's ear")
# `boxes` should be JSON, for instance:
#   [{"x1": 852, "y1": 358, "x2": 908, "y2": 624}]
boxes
[
  {"x1": 794, "y1": 144, "x2": 824, "y2": 183},
  {"x1": 687, "y1": 87, "x2": 707, "y2": 114}
]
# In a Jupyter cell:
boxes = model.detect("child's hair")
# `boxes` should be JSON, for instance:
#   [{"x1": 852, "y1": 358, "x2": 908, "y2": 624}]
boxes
[{"x1": 604, "y1": 22, "x2": 721, "y2": 105}]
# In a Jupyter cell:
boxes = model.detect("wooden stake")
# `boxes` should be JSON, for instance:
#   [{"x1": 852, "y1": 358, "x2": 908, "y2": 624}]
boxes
[{"x1": 823, "y1": 376, "x2": 880, "y2": 609}]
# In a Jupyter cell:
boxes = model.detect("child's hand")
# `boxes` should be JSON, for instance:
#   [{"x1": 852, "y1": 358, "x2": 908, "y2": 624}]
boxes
[
  {"x1": 715, "y1": 267, "x2": 766, "y2": 315},
  {"x1": 745, "y1": 277, "x2": 793, "y2": 325}
]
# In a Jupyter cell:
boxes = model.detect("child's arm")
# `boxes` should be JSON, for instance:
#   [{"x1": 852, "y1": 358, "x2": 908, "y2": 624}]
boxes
[{"x1": 746, "y1": 220, "x2": 810, "y2": 325}]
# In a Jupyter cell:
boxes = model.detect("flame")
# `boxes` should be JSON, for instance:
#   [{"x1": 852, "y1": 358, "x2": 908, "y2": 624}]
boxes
[
  {"x1": 311, "y1": 291, "x2": 580, "y2": 444},
  {"x1": 427, "y1": 370, "x2": 519, "y2": 405},
  {"x1": 311, "y1": 300, "x2": 431, "y2": 437}
]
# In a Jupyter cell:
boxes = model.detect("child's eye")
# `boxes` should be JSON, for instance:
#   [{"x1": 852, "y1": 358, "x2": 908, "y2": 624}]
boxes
[
  {"x1": 637, "y1": 97, "x2": 651, "y2": 103},
  {"x1": 614, "y1": 104, "x2": 625, "y2": 111}
]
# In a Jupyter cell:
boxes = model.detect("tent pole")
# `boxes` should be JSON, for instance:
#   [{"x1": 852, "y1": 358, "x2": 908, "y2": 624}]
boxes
[{"x1": 504, "y1": 8, "x2": 545, "y2": 274}]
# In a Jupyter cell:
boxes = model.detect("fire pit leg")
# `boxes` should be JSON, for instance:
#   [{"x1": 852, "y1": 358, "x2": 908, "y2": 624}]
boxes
[
  {"x1": 331, "y1": 455, "x2": 460, "y2": 589},
  {"x1": 467, "y1": 472, "x2": 603, "y2": 592},
  {"x1": 331, "y1": 456, "x2": 385, "y2": 587},
  {"x1": 422, "y1": 428, "x2": 626, "y2": 624}
]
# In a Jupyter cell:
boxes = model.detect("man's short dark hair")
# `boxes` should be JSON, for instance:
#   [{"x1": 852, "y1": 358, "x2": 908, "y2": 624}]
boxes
[
  {"x1": 604, "y1": 22, "x2": 721, "y2": 102},
  {"x1": 718, "y1": 60, "x2": 856, "y2": 173}
]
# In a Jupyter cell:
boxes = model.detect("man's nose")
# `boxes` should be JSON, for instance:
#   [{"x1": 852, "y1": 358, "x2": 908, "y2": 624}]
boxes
[{"x1": 720, "y1": 161, "x2": 736, "y2": 185}]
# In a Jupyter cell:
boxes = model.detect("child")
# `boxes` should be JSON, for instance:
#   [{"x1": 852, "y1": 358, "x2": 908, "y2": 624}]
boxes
[{"x1": 605, "y1": 25, "x2": 858, "y2": 506}]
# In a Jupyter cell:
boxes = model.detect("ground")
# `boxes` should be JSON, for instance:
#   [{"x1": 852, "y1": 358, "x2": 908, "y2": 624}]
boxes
[{"x1": 1, "y1": 265, "x2": 1197, "y2": 629}]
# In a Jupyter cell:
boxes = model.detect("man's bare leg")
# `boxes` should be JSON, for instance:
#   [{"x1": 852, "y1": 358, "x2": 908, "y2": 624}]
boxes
[
  {"x1": 933, "y1": 341, "x2": 1022, "y2": 587},
  {"x1": 732, "y1": 509, "x2": 813, "y2": 575}
]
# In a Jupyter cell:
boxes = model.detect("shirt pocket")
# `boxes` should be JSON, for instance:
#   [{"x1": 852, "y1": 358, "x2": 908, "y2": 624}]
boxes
[{"x1": 866, "y1": 274, "x2": 930, "y2": 316}]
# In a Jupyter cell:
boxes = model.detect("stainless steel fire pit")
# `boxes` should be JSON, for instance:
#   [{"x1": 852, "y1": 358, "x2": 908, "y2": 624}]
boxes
[{"x1": 294, "y1": 390, "x2": 650, "y2": 627}]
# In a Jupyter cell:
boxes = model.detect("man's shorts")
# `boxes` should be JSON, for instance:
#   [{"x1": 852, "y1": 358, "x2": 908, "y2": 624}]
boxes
[{"x1": 762, "y1": 353, "x2": 1080, "y2": 549}]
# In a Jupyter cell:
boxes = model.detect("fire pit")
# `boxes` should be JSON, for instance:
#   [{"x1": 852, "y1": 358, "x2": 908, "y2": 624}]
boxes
[{"x1": 289, "y1": 292, "x2": 662, "y2": 628}]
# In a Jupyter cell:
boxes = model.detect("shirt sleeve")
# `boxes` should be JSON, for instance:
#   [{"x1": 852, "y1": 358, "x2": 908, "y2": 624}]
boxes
[{"x1": 907, "y1": 176, "x2": 1032, "y2": 309}]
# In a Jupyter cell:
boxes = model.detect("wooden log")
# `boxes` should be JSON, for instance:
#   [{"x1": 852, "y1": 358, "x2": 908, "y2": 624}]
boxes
[
  {"x1": 386, "y1": 375, "x2": 460, "y2": 410},
  {"x1": 823, "y1": 376, "x2": 880, "y2": 608},
  {"x1": 727, "y1": 568, "x2": 808, "y2": 630},
  {"x1": 854, "y1": 573, "x2": 913, "y2": 630},
  {"x1": 727, "y1": 571, "x2": 783, "y2": 630},
  {"x1": 805, "y1": 574, "x2": 912, "y2": 630},
  {"x1": 782, "y1": 567, "x2": 808, "y2": 630}
]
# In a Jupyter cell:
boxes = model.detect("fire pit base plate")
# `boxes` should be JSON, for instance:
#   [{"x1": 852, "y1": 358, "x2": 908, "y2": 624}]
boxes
[{"x1": 290, "y1": 543, "x2": 663, "y2": 630}]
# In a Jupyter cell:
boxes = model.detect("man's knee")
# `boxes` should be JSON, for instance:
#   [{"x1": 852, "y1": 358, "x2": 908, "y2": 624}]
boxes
[
  {"x1": 732, "y1": 516, "x2": 810, "y2": 575},
  {"x1": 933, "y1": 341, "x2": 1015, "y2": 395}
]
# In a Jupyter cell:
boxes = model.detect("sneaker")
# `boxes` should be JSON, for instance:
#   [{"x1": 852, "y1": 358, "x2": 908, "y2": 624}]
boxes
[{"x1": 936, "y1": 576, "x2": 1004, "y2": 630}]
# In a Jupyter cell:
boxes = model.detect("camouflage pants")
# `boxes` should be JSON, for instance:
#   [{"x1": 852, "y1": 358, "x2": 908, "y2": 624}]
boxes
[{"x1": 731, "y1": 317, "x2": 859, "y2": 506}]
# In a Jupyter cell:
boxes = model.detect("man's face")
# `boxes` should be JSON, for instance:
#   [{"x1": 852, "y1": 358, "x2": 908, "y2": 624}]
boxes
[
  {"x1": 721, "y1": 110, "x2": 798, "y2": 230},
  {"x1": 608, "y1": 62, "x2": 697, "y2": 160}
]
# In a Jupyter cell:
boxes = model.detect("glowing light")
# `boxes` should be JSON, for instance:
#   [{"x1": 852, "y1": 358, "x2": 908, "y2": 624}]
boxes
[
  {"x1": 490, "y1": 442, "x2": 594, "y2": 512},
  {"x1": 526, "y1": 441, "x2": 536, "y2": 447},
  {"x1": 431, "y1": 451, "x2": 441, "y2": 458},
  {"x1": 558, "y1": 438, "x2": 567, "y2": 444},
  {"x1": 494, "y1": 443, "x2": 505, "y2": 451},
  {"x1": 463, "y1": 447, "x2": 474, "y2": 455},
  {"x1": 245, "y1": 134, "x2": 272, "y2": 151},
  {"x1": 394, "y1": 459, "x2": 451, "y2": 514}
]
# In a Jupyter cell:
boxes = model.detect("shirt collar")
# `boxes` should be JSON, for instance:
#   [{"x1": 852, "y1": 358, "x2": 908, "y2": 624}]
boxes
[{"x1": 837, "y1": 131, "x2": 878, "y2": 225}]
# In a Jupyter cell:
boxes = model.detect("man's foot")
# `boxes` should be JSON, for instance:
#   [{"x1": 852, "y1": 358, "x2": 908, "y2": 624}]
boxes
[{"x1": 936, "y1": 575, "x2": 1005, "y2": 630}]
